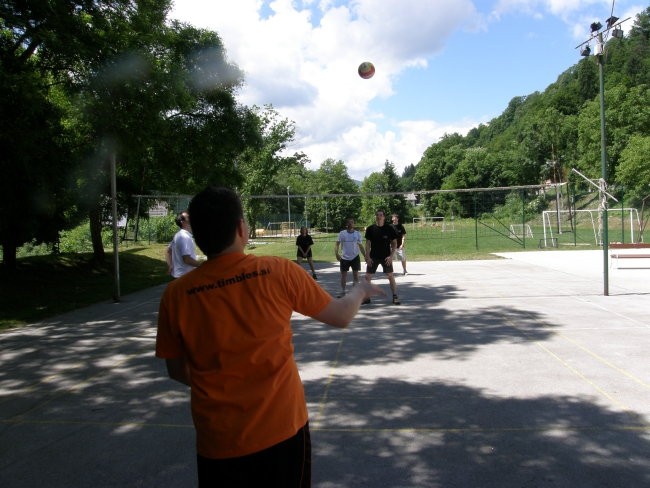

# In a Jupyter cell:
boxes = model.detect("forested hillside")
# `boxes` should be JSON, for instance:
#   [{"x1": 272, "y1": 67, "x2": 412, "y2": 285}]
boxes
[{"x1": 411, "y1": 7, "x2": 650, "y2": 217}]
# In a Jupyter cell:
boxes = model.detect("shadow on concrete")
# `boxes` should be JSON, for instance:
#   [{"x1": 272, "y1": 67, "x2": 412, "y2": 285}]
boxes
[{"x1": 1, "y1": 269, "x2": 649, "y2": 487}]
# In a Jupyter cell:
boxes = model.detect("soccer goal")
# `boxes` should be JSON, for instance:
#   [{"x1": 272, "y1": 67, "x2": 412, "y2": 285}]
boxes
[
  {"x1": 442, "y1": 220, "x2": 455, "y2": 232},
  {"x1": 413, "y1": 216, "x2": 444, "y2": 227},
  {"x1": 543, "y1": 208, "x2": 642, "y2": 246},
  {"x1": 509, "y1": 224, "x2": 533, "y2": 239},
  {"x1": 543, "y1": 210, "x2": 597, "y2": 246},
  {"x1": 266, "y1": 221, "x2": 297, "y2": 237}
]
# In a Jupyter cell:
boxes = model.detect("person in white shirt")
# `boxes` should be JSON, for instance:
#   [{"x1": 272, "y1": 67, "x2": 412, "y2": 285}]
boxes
[
  {"x1": 166, "y1": 211, "x2": 202, "y2": 278},
  {"x1": 334, "y1": 218, "x2": 366, "y2": 298}
]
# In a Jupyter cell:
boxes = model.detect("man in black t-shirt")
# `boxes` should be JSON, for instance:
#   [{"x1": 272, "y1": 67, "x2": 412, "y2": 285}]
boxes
[
  {"x1": 364, "y1": 210, "x2": 400, "y2": 305},
  {"x1": 296, "y1": 226, "x2": 318, "y2": 279}
]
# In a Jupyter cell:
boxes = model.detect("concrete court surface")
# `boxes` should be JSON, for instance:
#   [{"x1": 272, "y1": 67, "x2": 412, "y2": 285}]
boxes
[{"x1": 0, "y1": 250, "x2": 649, "y2": 487}]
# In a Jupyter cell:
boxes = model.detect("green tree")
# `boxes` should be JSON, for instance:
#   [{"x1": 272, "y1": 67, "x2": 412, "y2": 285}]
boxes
[
  {"x1": 414, "y1": 135, "x2": 467, "y2": 217},
  {"x1": 413, "y1": 133, "x2": 466, "y2": 191},
  {"x1": 149, "y1": 24, "x2": 258, "y2": 193},
  {"x1": 0, "y1": 68, "x2": 72, "y2": 269},
  {"x1": 360, "y1": 161, "x2": 407, "y2": 224},
  {"x1": 1, "y1": 0, "x2": 257, "y2": 265},
  {"x1": 625, "y1": 7, "x2": 650, "y2": 86},
  {"x1": 70, "y1": 17, "x2": 252, "y2": 261},
  {"x1": 0, "y1": 0, "x2": 112, "y2": 268},
  {"x1": 239, "y1": 106, "x2": 301, "y2": 237},
  {"x1": 400, "y1": 164, "x2": 417, "y2": 191},
  {"x1": 576, "y1": 83, "x2": 650, "y2": 182},
  {"x1": 304, "y1": 159, "x2": 361, "y2": 231},
  {"x1": 615, "y1": 135, "x2": 650, "y2": 204}
]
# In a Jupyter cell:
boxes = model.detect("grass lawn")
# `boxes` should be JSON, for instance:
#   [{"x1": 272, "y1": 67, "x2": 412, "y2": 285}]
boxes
[{"x1": 0, "y1": 244, "x2": 171, "y2": 330}]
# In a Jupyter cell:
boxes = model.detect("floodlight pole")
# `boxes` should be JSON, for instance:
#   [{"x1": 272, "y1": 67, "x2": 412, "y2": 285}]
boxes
[
  {"x1": 575, "y1": 16, "x2": 630, "y2": 295},
  {"x1": 596, "y1": 37, "x2": 609, "y2": 296}
]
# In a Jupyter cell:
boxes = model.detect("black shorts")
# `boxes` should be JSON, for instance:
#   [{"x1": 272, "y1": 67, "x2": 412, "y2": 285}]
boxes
[
  {"x1": 340, "y1": 255, "x2": 361, "y2": 272},
  {"x1": 297, "y1": 250, "x2": 312, "y2": 259},
  {"x1": 197, "y1": 422, "x2": 311, "y2": 487},
  {"x1": 367, "y1": 257, "x2": 393, "y2": 274}
]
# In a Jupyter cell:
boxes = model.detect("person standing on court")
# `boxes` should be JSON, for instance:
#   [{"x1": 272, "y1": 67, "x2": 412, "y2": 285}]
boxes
[
  {"x1": 390, "y1": 213, "x2": 408, "y2": 275},
  {"x1": 166, "y1": 211, "x2": 202, "y2": 278},
  {"x1": 334, "y1": 218, "x2": 366, "y2": 298},
  {"x1": 364, "y1": 209, "x2": 400, "y2": 305},
  {"x1": 296, "y1": 226, "x2": 318, "y2": 279},
  {"x1": 156, "y1": 186, "x2": 384, "y2": 488}
]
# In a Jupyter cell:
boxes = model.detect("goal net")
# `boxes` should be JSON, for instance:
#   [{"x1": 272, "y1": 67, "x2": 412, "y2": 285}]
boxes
[
  {"x1": 509, "y1": 224, "x2": 533, "y2": 238},
  {"x1": 413, "y1": 216, "x2": 444, "y2": 227},
  {"x1": 543, "y1": 208, "x2": 642, "y2": 246},
  {"x1": 264, "y1": 221, "x2": 297, "y2": 237}
]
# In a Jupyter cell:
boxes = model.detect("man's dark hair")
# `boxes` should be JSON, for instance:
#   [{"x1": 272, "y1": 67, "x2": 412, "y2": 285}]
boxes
[
  {"x1": 189, "y1": 186, "x2": 243, "y2": 255},
  {"x1": 175, "y1": 211, "x2": 187, "y2": 228}
]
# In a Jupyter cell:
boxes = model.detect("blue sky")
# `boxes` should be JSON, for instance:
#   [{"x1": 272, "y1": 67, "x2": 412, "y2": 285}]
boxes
[{"x1": 169, "y1": 0, "x2": 644, "y2": 181}]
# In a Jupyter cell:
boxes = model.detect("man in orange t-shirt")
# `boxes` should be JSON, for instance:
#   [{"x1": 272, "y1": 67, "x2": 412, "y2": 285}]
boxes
[{"x1": 156, "y1": 186, "x2": 384, "y2": 487}]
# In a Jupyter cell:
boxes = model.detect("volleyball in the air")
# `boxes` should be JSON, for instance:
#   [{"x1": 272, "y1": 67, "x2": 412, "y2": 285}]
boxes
[{"x1": 358, "y1": 61, "x2": 375, "y2": 79}]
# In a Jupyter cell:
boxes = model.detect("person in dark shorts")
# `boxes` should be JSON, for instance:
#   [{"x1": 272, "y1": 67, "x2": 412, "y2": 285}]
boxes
[
  {"x1": 364, "y1": 210, "x2": 400, "y2": 305},
  {"x1": 335, "y1": 218, "x2": 366, "y2": 298},
  {"x1": 296, "y1": 226, "x2": 318, "y2": 279},
  {"x1": 390, "y1": 213, "x2": 408, "y2": 275}
]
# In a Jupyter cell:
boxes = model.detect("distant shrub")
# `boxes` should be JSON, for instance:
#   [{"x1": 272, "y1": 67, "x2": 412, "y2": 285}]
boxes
[
  {"x1": 492, "y1": 192, "x2": 546, "y2": 222},
  {"x1": 58, "y1": 222, "x2": 112, "y2": 253},
  {"x1": 16, "y1": 240, "x2": 53, "y2": 257},
  {"x1": 136, "y1": 215, "x2": 176, "y2": 243}
]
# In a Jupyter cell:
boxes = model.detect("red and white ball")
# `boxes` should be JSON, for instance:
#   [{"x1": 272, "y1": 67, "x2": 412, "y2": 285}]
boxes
[{"x1": 358, "y1": 61, "x2": 375, "y2": 79}]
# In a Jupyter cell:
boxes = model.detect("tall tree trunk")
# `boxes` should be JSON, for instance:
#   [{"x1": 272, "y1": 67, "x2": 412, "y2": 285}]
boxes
[
  {"x1": 1, "y1": 237, "x2": 18, "y2": 271},
  {"x1": 89, "y1": 204, "x2": 105, "y2": 263}
]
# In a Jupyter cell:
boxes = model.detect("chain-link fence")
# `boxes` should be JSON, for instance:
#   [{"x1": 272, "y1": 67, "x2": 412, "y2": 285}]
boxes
[{"x1": 126, "y1": 185, "x2": 648, "y2": 256}]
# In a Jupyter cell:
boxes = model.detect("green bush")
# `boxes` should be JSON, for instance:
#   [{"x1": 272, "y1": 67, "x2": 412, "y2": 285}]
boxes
[
  {"x1": 16, "y1": 240, "x2": 53, "y2": 257},
  {"x1": 57, "y1": 222, "x2": 113, "y2": 253},
  {"x1": 492, "y1": 192, "x2": 546, "y2": 222},
  {"x1": 136, "y1": 215, "x2": 176, "y2": 243}
]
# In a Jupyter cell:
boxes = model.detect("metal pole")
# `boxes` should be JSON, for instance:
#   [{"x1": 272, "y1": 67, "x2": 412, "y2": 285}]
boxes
[
  {"x1": 597, "y1": 39, "x2": 609, "y2": 296},
  {"x1": 287, "y1": 186, "x2": 291, "y2": 237},
  {"x1": 556, "y1": 185, "x2": 561, "y2": 234},
  {"x1": 325, "y1": 199, "x2": 328, "y2": 234},
  {"x1": 522, "y1": 189, "x2": 526, "y2": 249},
  {"x1": 111, "y1": 152, "x2": 121, "y2": 302}
]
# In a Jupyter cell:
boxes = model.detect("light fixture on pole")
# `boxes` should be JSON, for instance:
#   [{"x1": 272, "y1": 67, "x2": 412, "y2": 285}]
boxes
[
  {"x1": 611, "y1": 26, "x2": 624, "y2": 39},
  {"x1": 575, "y1": 13, "x2": 630, "y2": 296}
]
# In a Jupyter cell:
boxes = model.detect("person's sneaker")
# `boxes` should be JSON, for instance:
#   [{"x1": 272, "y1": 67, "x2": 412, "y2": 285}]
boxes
[
  {"x1": 392, "y1": 295, "x2": 401, "y2": 305},
  {"x1": 403, "y1": 271, "x2": 408, "y2": 276},
  {"x1": 312, "y1": 273, "x2": 318, "y2": 280},
  {"x1": 362, "y1": 298, "x2": 371, "y2": 305}
]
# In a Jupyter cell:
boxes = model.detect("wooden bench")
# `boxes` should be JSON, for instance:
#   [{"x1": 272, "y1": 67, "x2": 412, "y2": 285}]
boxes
[{"x1": 609, "y1": 243, "x2": 650, "y2": 268}]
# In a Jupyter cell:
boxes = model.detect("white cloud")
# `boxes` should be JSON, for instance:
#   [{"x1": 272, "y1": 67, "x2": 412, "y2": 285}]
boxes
[
  {"x1": 168, "y1": 0, "x2": 483, "y2": 180},
  {"x1": 168, "y1": 0, "x2": 642, "y2": 181}
]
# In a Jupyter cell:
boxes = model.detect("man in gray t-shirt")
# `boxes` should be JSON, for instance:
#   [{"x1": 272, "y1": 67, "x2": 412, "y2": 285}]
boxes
[{"x1": 334, "y1": 218, "x2": 366, "y2": 298}]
